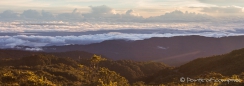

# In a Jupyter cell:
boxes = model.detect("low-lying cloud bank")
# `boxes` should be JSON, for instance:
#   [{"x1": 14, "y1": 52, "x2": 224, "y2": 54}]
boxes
[
  {"x1": 0, "y1": 5, "x2": 213, "y2": 22},
  {"x1": 0, "y1": 5, "x2": 244, "y2": 51},
  {"x1": 0, "y1": 32, "x2": 243, "y2": 50},
  {"x1": 0, "y1": 10, "x2": 210, "y2": 22},
  {"x1": 1, "y1": 5, "x2": 244, "y2": 23},
  {"x1": 1, "y1": 20, "x2": 244, "y2": 51},
  {"x1": 0, "y1": 21, "x2": 243, "y2": 33}
]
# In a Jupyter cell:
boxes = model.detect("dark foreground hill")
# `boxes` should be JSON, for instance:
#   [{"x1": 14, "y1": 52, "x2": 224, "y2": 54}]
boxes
[
  {"x1": 1, "y1": 48, "x2": 244, "y2": 85},
  {"x1": 144, "y1": 48, "x2": 244, "y2": 85},
  {"x1": 0, "y1": 54, "x2": 168, "y2": 85},
  {"x1": 0, "y1": 49, "x2": 107, "y2": 60},
  {"x1": 44, "y1": 35, "x2": 244, "y2": 66},
  {"x1": 0, "y1": 54, "x2": 129, "y2": 85},
  {"x1": 178, "y1": 48, "x2": 244, "y2": 76}
]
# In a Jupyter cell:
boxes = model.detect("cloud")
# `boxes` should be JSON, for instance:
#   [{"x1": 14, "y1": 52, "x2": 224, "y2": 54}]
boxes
[
  {"x1": 1, "y1": 21, "x2": 244, "y2": 34},
  {"x1": 41, "y1": 10, "x2": 55, "y2": 20},
  {"x1": 17, "y1": 9, "x2": 83, "y2": 21},
  {"x1": 78, "y1": 5, "x2": 144, "y2": 22},
  {"x1": 90, "y1": 5, "x2": 115, "y2": 14},
  {"x1": 0, "y1": 36, "x2": 26, "y2": 48},
  {"x1": 56, "y1": 8, "x2": 83, "y2": 21},
  {"x1": 0, "y1": 5, "x2": 142, "y2": 22},
  {"x1": 25, "y1": 47, "x2": 43, "y2": 51},
  {"x1": 21, "y1": 9, "x2": 42, "y2": 19},
  {"x1": 0, "y1": 5, "x2": 243, "y2": 22},
  {"x1": 82, "y1": 5, "x2": 119, "y2": 20},
  {"x1": 0, "y1": 31, "x2": 243, "y2": 49},
  {"x1": 116, "y1": 10, "x2": 143, "y2": 22},
  {"x1": 201, "y1": 6, "x2": 243, "y2": 13},
  {"x1": 198, "y1": 0, "x2": 244, "y2": 6},
  {"x1": 0, "y1": 10, "x2": 19, "y2": 20},
  {"x1": 0, "y1": 18, "x2": 244, "y2": 49},
  {"x1": 125, "y1": 9, "x2": 140, "y2": 16},
  {"x1": 146, "y1": 10, "x2": 212, "y2": 22},
  {"x1": 0, "y1": 9, "x2": 55, "y2": 21},
  {"x1": 124, "y1": 9, "x2": 141, "y2": 17}
]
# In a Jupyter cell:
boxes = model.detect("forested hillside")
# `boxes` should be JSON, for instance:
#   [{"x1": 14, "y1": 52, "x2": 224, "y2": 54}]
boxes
[
  {"x1": 0, "y1": 49, "x2": 105, "y2": 60},
  {"x1": 144, "y1": 48, "x2": 244, "y2": 85},
  {"x1": 0, "y1": 54, "x2": 168, "y2": 85},
  {"x1": 44, "y1": 36, "x2": 244, "y2": 66},
  {"x1": 178, "y1": 48, "x2": 244, "y2": 76},
  {"x1": 0, "y1": 48, "x2": 244, "y2": 86}
]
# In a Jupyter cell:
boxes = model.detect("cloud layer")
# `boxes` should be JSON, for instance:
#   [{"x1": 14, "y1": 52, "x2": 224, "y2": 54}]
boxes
[
  {"x1": 1, "y1": 32, "x2": 243, "y2": 49},
  {"x1": 198, "y1": 0, "x2": 244, "y2": 6},
  {"x1": 1, "y1": 5, "x2": 244, "y2": 22},
  {"x1": 201, "y1": 6, "x2": 243, "y2": 13},
  {"x1": 146, "y1": 10, "x2": 212, "y2": 22},
  {"x1": 0, "y1": 5, "x2": 244, "y2": 50},
  {"x1": 0, "y1": 5, "x2": 214, "y2": 22},
  {"x1": 1, "y1": 21, "x2": 244, "y2": 33}
]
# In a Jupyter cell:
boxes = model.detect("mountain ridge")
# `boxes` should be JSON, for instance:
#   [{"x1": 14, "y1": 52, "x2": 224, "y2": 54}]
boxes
[{"x1": 43, "y1": 35, "x2": 244, "y2": 66}]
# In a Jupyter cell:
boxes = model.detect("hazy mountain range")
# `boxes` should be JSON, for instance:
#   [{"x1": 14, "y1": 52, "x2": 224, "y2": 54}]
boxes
[
  {"x1": 38, "y1": 35, "x2": 244, "y2": 66},
  {"x1": 1, "y1": 42, "x2": 244, "y2": 85}
]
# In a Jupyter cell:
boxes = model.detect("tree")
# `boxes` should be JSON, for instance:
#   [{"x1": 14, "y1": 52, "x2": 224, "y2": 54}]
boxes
[
  {"x1": 132, "y1": 81, "x2": 146, "y2": 86},
  {"x1": 96, "y1": 67, "x2": 129, "y2": 86},
  {"x1": 91, "y1": 54, "x2": 106, "y2": 68}
]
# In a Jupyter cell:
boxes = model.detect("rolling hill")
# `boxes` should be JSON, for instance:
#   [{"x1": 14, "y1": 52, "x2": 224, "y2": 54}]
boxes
[
  {"x1": 43, "y1": 35, "x2": 244, "y2": 66},
  {"x1": 1, "y1": 47, "x2": 244, "y2": 85},
  {"x1": 145, "y1": 48, "x2": 244, "y2": 85},
  {"x1": 0, "y1": 49, "x2": 101, "y2": 60},
  {"x1": 178, "y1": 48, "x2": 244, "y2": 76}
]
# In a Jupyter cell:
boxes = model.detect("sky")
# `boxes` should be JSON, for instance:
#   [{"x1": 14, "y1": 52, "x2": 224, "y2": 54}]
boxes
[
  {"x1": 0, "y1": 0, "x2": 244, "y2": 50},
  {"x1": 0, "y1": 0, "x2": 244, "y2": 17}
]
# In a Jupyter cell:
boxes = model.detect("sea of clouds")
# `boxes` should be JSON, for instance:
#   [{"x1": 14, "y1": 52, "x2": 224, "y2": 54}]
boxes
[
  {"x1": 0, "y1": 21, "x2": 243, "y2": 33},
  {"x1": 1, "y1": 5, "x2": 244, "y2": 50},
  {"x1": 1, "y1": 21, "x2": 244, "y2": 51}
]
